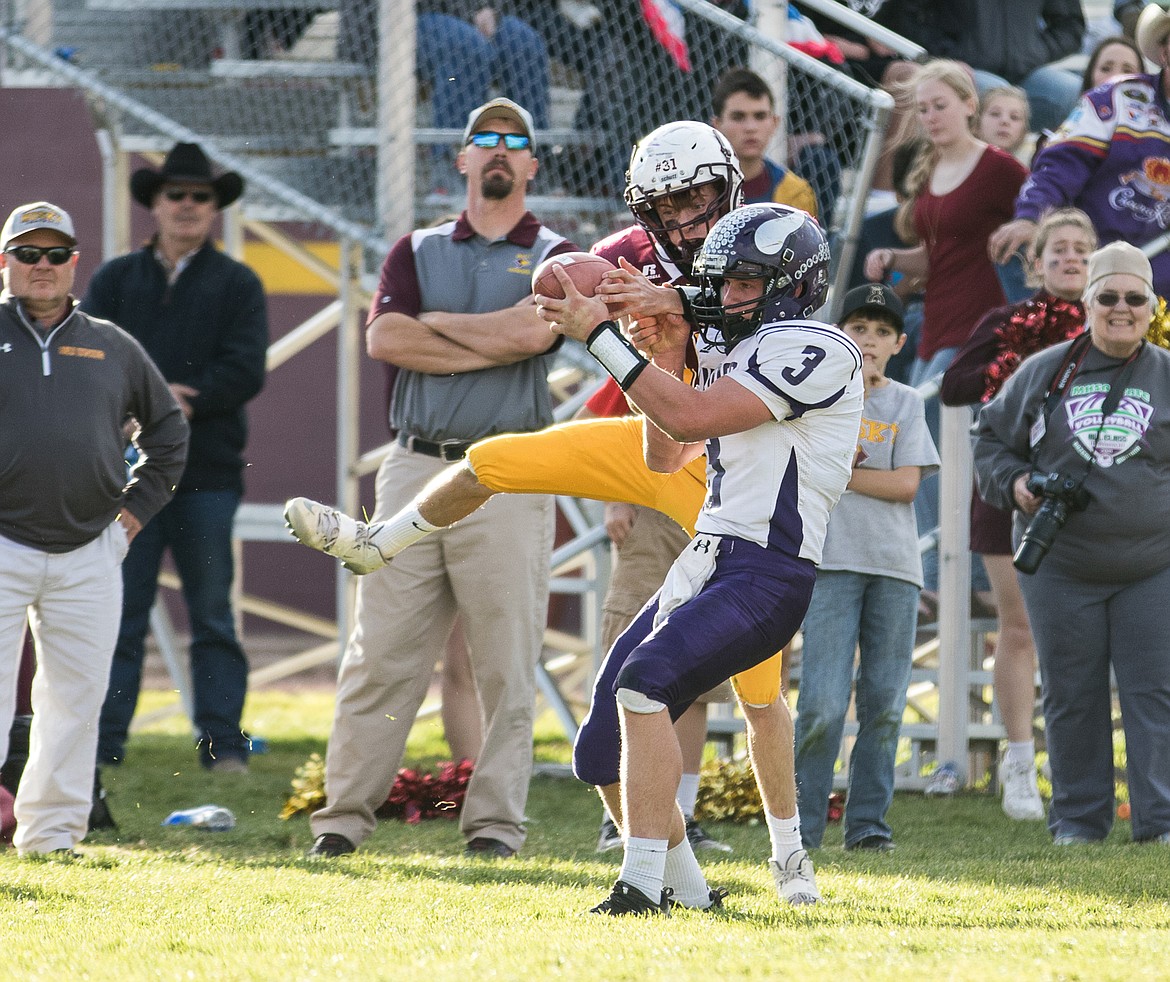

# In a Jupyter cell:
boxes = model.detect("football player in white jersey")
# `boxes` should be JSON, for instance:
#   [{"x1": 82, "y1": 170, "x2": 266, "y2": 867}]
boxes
[{"x1": 537, "y1": 203, "x2": 863, "y2": 915}]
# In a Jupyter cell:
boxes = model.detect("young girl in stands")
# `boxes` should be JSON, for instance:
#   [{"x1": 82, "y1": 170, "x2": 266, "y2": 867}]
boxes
[
  {"x1": 940, "y1": 208, "x2": 1097, "y2": 822},
  {"x1": 978, "y1": 86, "x2": 1032, "y2": 166}
]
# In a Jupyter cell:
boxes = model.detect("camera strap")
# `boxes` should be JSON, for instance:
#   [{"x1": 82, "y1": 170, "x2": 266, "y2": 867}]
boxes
[{"x1": 1033, "y1": 334, "x2": 1146, "y2": 479}]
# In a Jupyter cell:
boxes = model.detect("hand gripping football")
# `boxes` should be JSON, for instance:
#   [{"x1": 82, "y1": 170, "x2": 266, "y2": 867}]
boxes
[{"x1": 532, "y1": 251, "x2": 617, "y2": 301}]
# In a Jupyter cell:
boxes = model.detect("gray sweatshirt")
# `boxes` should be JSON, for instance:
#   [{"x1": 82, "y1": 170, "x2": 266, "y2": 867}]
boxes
[
  {"x1": 974, "y1": 338, "x2": 1170, "y2": 583},
  {"x1": 0, "y1": 296, "x2": 188, "y2": 553}
]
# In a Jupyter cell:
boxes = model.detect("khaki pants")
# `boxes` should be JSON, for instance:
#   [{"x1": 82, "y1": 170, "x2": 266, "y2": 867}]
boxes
[
  {"x1": 313, "y1": 447, "x2": 554, "y2": 851},
  {"x1": 0, "y1": 523, "x2": 128, "y2": 854}
]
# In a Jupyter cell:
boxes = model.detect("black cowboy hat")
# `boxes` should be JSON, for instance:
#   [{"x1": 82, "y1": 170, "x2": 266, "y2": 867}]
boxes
[{"x1": 130, "y1": 142, "x2": 245, "y2": 209}]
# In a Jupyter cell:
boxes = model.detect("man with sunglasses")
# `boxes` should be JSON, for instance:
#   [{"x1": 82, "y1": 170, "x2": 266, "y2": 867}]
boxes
[
  {"x1": 0, "y1": 201, "x2": 188, "y2": 856},
  {"x1": 81, "y1": 143, "x2": 269, "y2": 775},
  {"x1": 301, "y1": 97, "x2": 578, "y2": 860}
]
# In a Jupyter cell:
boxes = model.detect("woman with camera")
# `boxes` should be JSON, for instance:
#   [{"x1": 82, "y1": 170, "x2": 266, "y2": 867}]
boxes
[{"x1": 973, "y1": 241, "x2": 1170, "y2": 846}]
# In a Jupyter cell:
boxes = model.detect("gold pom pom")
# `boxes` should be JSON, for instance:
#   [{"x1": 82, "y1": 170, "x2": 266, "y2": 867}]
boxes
[
  {"x1": 1148, "y1": 296, "x2": 1170, "y2": 350},
  {"x1": 694, "y1": 757, "x2": 763, "y2": 823},
  {"x1": 280, "y1": 752, "x2": 327, "y2": 820}
]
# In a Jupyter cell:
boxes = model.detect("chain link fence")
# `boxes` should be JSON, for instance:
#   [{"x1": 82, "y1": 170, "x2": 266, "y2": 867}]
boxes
[{"x1": 3, "y1": 0, "x2": 891, "y2": 286}]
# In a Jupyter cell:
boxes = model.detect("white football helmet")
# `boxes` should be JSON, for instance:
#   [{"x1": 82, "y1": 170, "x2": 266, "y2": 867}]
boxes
[{"x1": 624, "y1": 121, "x2": 744, "y2": 271}]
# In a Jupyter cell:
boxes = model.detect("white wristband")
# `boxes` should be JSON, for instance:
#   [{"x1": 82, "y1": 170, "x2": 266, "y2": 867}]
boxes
[{"x1": 586, "y1": 321, "x2": 648, "y2": 390}]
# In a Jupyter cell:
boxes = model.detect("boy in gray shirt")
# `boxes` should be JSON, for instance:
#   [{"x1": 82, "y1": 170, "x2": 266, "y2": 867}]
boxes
[{"x1": 794, "y1": 284, "x2": 940, "y2": 851}]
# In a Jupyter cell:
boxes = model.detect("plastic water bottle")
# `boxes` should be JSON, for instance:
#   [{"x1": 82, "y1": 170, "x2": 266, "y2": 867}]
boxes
[
  {"x1": 924, "y1": 761, "x2": 961, "y2": 797},
  {"x1": 162, "y1": 805, "x2": 236, "y2": 831}
]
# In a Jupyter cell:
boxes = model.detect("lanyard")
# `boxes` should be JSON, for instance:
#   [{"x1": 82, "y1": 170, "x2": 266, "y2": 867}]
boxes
[{"x1": 1033, "y1": 334, "x2": 1145, "y2": 477}]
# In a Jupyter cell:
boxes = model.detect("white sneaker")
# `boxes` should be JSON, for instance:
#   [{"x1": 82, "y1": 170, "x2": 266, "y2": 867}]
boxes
[
  {"x1": 998, "y1": 757, "x2": 1045, "y2": 820},
  {"x1": 283, "y1": 497, "x2": 390, "y2": 575},
  {"x1": 769, "y1": 850, "x2": 821, "y2": 906}
]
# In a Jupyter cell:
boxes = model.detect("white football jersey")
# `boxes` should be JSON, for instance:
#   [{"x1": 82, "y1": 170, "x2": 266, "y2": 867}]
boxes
[{"x1": 692, "y1": 320, "x2": 863, "y2": 562}]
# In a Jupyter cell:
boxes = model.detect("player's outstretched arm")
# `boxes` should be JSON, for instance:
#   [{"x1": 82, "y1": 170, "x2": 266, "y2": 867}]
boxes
[{"x1": 537, "y1": 264, "x2": 772, "y2": 451}]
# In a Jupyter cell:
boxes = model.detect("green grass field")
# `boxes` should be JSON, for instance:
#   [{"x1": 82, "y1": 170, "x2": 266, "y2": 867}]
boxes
[{"x1": 3, "y1": 689, "x2": 1168, "y2": 981}]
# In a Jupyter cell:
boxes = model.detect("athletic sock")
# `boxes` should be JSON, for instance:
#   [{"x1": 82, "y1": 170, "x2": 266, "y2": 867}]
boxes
[
  {"x1": 369, "y1": 506, "x2": 439, "y2": 558},
  {"x1": 1006, "y1": 740, "x2": 1036, "y2": 769},
  {"x1": 618, "y1": 836, "x2": 668, "y2": 902},
  {"x1": 766, "y1": 811, "x2": 805, "y2": 867},
  {"x1": 676, "y1": 773, "x2": 700, "y2": 818},
  {"x1": 662, "y1": 837, "x2": 712, "y2": 908}
]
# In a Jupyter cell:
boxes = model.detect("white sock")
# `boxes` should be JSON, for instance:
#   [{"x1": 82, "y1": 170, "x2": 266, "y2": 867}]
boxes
[
  {"x1": 663, "y1": 838, "x2": 712, "y2": 908},
  {"x1": 618, "y1": 836, "x2": 668, "y2": 902},
  {"x1": 766, "y1": 811, "x2": 805, "y2": 867},
  {"x1": 369, "y1": 505, "x2": 440, "y2": 558},
  {"x1": 676, "y1": 773, "x2": 700, "y2": 818},
  {"x1": 1006, "y1": 741, "x2": 1036, "y2": 768}
]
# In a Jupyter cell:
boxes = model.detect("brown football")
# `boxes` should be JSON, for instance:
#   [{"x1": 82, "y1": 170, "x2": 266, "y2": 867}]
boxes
[{"x1": 532, "y1": 251, "x2": 617, "y2": 301}]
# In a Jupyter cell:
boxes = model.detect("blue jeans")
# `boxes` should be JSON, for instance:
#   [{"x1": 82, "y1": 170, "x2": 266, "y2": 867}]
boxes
[
  {"x1": 910, "y1": 348, "x2": 958, "y2": 592},
  {"x1": 794, "y1": 571, "x2": 919, "y2": 848},
  {"x1": 416, "y1": 13, "x2": 550, "y2": 132},
  {"x1": 98, "y1": 490, "x2": 249, "y2": 767}
]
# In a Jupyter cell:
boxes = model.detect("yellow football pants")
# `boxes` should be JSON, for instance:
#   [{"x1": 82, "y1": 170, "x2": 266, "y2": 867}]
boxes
[{"x1": 467, "y1": 415, "x2": 784, "y2": 705}]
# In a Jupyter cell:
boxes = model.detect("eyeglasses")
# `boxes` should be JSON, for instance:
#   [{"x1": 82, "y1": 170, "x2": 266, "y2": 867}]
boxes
[
  {"x1": 466, "y1": 131, "x2": 531, "y2": 151},
  {"x1": 1094, "y1": 290, "x2": 1150, "y2": 308},
  {"x1": 4, "y1": 245, "x2": 76, "y2": 266},
  {"x1": 163, "y1": 188, "x2": 214, "y2": 204}
]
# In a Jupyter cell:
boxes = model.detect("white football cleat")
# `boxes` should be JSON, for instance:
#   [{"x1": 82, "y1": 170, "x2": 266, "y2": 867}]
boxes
[
  {"x1": 769, "y1": 850, "x2": 821, "y2": 906},
  {"x1": 283, "y1": 497, "x2": 390, "y2": 575}
]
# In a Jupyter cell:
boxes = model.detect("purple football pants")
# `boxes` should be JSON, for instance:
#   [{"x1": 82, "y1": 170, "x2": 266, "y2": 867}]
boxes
[{"x1": 573, "y1": 536, "x2": 815, "y2": 787}]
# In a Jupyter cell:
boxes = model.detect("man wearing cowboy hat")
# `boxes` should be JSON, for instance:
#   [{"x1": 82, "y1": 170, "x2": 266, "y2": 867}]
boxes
[
  {"x1": 990, "y1": 2, "x2": 1170, "y2": 297},
  {"x1": 81, "y1": 142, "x2": 268, "y2": 774}
]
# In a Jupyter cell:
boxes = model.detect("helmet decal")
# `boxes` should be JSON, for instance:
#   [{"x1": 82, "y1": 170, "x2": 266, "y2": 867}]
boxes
[{"x1": 692, "y1": 204, "x2": 831, "y2": 351}]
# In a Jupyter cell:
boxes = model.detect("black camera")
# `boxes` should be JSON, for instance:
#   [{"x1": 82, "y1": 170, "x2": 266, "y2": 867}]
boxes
[{"x1": 1012, "y1": 472, "x2": 1090, "y2": 575}]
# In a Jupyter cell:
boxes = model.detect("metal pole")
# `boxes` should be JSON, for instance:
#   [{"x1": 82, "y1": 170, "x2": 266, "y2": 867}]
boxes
[
  {"x1": 828, "y1": 88, "x2": 892, "y2": 317},
  {"x1": 380, "y1": 0, "x2": 415, "y2": 239},
  {"x1": 335, "y1": 236, "x2": 361, "y2": 647},
  {"x1": 935, "y1": 402, "x2": 974, "y2": 776}
]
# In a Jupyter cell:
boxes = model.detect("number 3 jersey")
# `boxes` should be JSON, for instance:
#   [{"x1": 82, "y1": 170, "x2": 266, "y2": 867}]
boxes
[{"x1": 692, "y1": 319, "x2": 863, "y2": 563}]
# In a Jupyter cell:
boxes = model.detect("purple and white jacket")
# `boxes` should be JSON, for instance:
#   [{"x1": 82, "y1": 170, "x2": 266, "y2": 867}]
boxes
[{"x1": 1015, "y1": 71, "x2": 1170, "y2": 294}]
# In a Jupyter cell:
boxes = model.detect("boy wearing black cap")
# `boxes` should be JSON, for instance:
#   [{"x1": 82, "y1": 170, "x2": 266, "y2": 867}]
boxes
[{"x1": 792, "y1": 283, "x2": 940, "y2": 852}]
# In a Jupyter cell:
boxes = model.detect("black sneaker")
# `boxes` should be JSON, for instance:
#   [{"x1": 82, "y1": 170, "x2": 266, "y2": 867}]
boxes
[
  {"x1": 596, "y1": 818, "x2": 622, "y2": 852},
  {"x1": 670, "y1": 886, "x2": 729, "y2": 911},
  {"x1": 685, "y1": 817, "x2": 732, "y2": 853},
  {"x1": 465, "y1": 836, "x2": 516, "y2": 858},
  {"x1": 88, "y1": 768, "x2": 117, "y2": 833},
  {"x1": 845, "y1": 835, "x2": 896, "y2": 852},
  {"x1": 306, "y1": 832, "x2": 356, "y2": 858},
  {"x1": 589, "y1": 879, "x2": 672, "y2": 916}
]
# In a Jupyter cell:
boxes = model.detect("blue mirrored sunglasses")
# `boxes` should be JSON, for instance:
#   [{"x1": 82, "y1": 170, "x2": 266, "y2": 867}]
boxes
[{"x1": 467, "y1": 131, "x2": 531, "y2": 150}]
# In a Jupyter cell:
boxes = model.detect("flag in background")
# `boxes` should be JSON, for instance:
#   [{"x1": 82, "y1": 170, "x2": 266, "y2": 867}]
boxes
[{"x1": 641, "y1": 0, "x2": 691, "y2": 71}]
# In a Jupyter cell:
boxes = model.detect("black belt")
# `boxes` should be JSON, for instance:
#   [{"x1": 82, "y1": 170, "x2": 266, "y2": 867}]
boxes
[{"x1": 397, "y1": 432, "x2": 473, "y2": 462}]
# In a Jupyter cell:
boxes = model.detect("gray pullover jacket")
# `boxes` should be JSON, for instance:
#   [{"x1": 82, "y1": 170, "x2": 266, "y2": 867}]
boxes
[{"x1": 0, "y1": 295, "x2": 188, "y2": 553}]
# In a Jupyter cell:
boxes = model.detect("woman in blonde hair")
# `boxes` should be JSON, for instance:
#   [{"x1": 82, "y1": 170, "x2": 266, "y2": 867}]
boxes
[
  {"x1": 864, "y1": 60, "x2": 1029, "y2": 384},
  {"x1": 941, "y1": 207, "x2": 1097, "y2": 822},
  {"x1": 864, "y1": 59, "x2": 1029, "y2": 597}
]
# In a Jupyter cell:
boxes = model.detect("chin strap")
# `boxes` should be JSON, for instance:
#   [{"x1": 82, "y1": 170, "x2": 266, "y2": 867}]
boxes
[{"x1": 586, "y1": 321, "x2": 650, "y2": 391}]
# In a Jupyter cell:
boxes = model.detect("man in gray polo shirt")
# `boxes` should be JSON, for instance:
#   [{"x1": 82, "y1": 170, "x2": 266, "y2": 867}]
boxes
[{"x1": 304, "y1": 98, "x2": 577, "y2": 859}]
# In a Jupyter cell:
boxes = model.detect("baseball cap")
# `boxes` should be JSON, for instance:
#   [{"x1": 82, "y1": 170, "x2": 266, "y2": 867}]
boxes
[
  {"x1": 1, "y1": 201, "x2": 77, "y2": 251},
  {"x1": 462, "y1": 97, "x2": 536, "y2": 149},
  {"x1": 1085, "y1": 240, "x2": 1153, "y2": 293},
  {"x1": 840, "y1": 283, "x2": 905, "y2": 332}
]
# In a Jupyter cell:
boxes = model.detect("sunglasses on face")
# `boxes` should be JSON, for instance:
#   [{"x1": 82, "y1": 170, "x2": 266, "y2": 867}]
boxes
[
  {"x1": 466, "y1": 131, "x2": 531, "y2": 151},
  {"x1": 1094, "y1": 290, "x2": 1150, "y2": 308},
  {"x1": 5, "y1": 245, "x2": 76, "y2": 266},
  {"x1": 163, "y1": 188, "x2": 214, "y2": 204}
]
